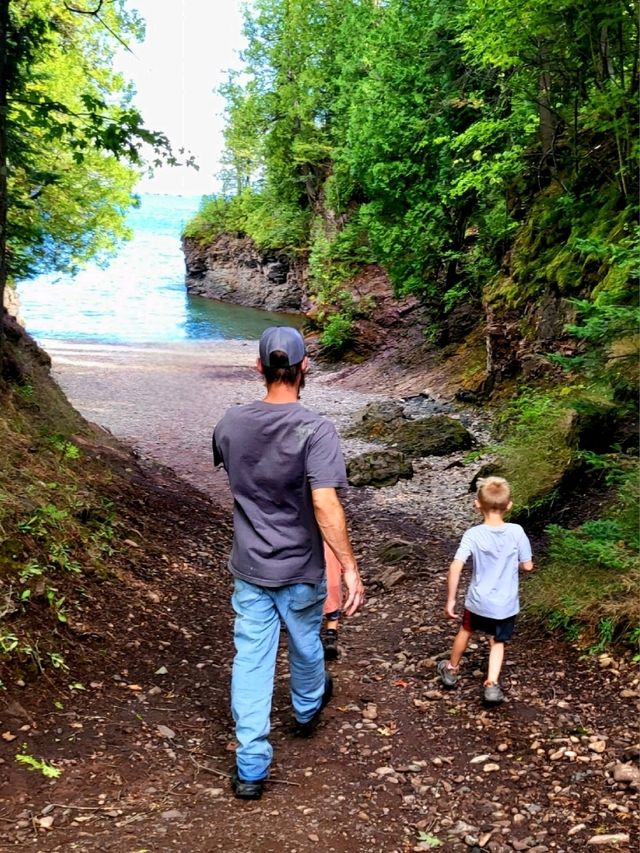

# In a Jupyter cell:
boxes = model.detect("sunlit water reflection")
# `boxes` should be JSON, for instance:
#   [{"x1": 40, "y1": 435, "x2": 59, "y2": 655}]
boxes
[{"x1": 16, "y1": 194, "x2": 303, "y2": 345}]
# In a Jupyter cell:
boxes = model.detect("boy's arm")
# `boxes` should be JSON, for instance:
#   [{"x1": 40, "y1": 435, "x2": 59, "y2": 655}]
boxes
[
  {"x1": 445, "y1": 559, "x2": 465, "y2": 619},
  {"x1": 519, "y1": 559, "x2": 534, "y2": 572}
]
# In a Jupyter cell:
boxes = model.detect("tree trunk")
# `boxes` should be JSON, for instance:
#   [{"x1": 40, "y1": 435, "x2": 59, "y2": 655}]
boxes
[
  {"x1": 0, "y1": 0, "x2": 9, "y2": 356},
  {"x1": 537, "y1": 42, "x2": 556, "y2": 177}
]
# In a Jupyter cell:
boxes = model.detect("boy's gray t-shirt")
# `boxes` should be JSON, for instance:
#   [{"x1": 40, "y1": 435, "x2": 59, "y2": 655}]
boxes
[
  {"x1": 454, "y1": 523, "x2": 532, "y2": 619},
  {"x1": 213, "y1": 400, "x2": 348, "y2": 587}
]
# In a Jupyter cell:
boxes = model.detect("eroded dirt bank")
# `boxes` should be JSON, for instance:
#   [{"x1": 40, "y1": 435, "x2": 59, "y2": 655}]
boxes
[{"x1": 1, "y1": 340, "x2": 637, "y2": 853}]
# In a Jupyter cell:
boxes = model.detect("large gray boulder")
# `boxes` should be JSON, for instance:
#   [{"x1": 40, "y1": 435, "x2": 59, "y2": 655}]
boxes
[{"x1": 347, "y1": 449, "x2": 413, "y2": 488}]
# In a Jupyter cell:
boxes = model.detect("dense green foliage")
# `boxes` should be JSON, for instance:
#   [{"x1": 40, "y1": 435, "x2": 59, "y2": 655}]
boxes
[
  {"x1": 187, "y1": 0, "x2": 638, "y2": 336},
  {"x1": 526, "y1": 470, "x2": 639, "y2": 650},
  {"x1": 3, "y1": 1, "x2": 180, "y2": 288},
  {"x1": 184, "y1": 0, "x2": 640, "y2": 648}
]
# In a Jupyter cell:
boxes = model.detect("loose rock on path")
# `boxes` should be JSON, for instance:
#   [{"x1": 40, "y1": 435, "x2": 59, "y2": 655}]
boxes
[{"x1": 1, "y1": 340, "x2": 637, "y2": 852}]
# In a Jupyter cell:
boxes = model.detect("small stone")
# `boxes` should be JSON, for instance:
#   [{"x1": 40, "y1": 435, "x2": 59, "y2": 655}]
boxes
[
  {"x1": 470, "y1": 754, "x2": 491, "y2": 764},
  {"x1": 362, "y1": 703, "x2": 378, "y2": 721},
  {"x1": 483, "y1": 763, "x2": 500, "y2": 772},
  {"x1": 161, "y1": 810, "x2": 183, "y2": 821},
  {"x1": 156, "y1": 725, "x2": 175, "y2": 740},
  {"x1": 613, "y1": 763, "x2": 640, "y2": 785},
  {"x1": 568, "y1": 824, "x2": 586, "y2": 836},
  {"x1": 204, "y1": 788, "x2": 224, "y2": 797},
  {"x1": 497, "y1": 743, "x2": 508, "y2": 752},
  {"x1": 308, "y1": 834, "x2": 319, "y2": 842},
  {"x1": 589, "y1": 740, "x2": 606, "y2": 754},
  {"x1": 586, "y1": 834, "x2": 629, "y2": 846}
]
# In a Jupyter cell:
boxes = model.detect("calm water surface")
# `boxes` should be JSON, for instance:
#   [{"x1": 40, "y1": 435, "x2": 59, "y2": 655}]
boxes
[{"x1": 17, "y1": 194, "x2": 302, "y2": 345}]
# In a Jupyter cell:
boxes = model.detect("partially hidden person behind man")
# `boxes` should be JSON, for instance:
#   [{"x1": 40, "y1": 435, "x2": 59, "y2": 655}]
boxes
[{"x1": 212, "y1": 326, "x2": 365, "y2": 800}]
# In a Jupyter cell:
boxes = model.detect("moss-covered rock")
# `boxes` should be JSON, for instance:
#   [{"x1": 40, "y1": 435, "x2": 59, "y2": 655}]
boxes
[
  {"x1": 348, "y1": 404, "x2": 473, "y2": 458},
  {"x1": 347, "y1": 449, "x2": 413, "y2": 488}
]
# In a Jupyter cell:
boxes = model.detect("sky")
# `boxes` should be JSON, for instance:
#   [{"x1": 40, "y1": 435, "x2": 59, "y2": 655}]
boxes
[{"x1": 116, "y1": 0, "x2": 246, "y2": 197}]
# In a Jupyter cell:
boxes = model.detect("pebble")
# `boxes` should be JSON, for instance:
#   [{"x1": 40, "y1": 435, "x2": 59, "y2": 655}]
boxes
[
  {"x1": 483, "y1": 763, "x2": 500, "y2": 772},
  {"x1": 362, "y1": 703, "x2": 378, "y2": 721},
  {"x1": 586, "y1": 834, "x2": 629, "y2": 846},
  {"x1": 589, "y1": 740, "x2": 606, "y2": 753},
  {"x1": 160, "y1": 809, "x2": 183, "y2": 821}
]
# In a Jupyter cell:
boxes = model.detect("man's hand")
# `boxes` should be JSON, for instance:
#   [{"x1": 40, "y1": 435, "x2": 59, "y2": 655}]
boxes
[
  {"x1": 520, "y1": 560, "x2": 534, "y2": 572},
  {"x1": 342, "y1": 566, "x2": 365, "y2": 617},
  {"x1": 445, "y1": 598, "x2": 458, "y2": 620}
]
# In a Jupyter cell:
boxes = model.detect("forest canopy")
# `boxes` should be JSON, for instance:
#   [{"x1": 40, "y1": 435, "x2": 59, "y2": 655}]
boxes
[{"x1": 186, "y1": 0, "x2": 638, "y2": 341}]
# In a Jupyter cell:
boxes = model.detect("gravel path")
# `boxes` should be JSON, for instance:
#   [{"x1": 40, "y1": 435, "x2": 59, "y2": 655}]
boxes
[
  {"x1": 2, "y1": 339, "x2": 636, "y2": 853},
  {"x1": 44, "y1": 338, "x2": 488, "y2": 536}
]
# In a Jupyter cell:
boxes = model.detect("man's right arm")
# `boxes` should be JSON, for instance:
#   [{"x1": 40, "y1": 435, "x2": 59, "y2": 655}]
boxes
[{"x1": 311, "y1": 487, "x2": 364, "y2": 617}]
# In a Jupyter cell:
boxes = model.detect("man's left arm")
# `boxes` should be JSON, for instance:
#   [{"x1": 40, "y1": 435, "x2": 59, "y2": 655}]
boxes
[{"x1": 311, "y1": 487, "x2": 364, "y2": 617}]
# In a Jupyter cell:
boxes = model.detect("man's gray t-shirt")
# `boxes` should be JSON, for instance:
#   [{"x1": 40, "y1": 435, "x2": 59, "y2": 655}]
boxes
[
  {"x1": 213, "y1": 401, "x2": 348, "y2": 587},
  {"x1": 454, "y1": 523, "x2": 532, "y2": 619}
]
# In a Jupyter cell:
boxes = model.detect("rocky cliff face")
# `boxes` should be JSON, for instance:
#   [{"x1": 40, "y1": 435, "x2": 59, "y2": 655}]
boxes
[{"x1": 182, "y1": 233, "x2": 307, "y2": 312}]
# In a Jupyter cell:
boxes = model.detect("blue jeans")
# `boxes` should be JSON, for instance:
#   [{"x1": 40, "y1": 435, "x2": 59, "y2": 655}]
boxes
[{"x1": 231, "y1": 577, "x2": 327, "y2": 781}]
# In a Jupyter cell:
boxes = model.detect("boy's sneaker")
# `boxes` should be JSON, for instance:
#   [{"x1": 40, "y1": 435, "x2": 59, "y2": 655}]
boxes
[
  {"x1": 483, "y1": 682, "x2": 505, "y2": 704},
  {"x1": 323, "y1": 629, "x2": 339, "y2": 661},
  {"x1": 437, "y1": 660, "x2": 460, "y2": 688},
  {"x1": 293, "y1": 672, "x2": 333, "y2": 737},
  {"x1": 231, "y1": 771, "x2": 265, "y2": 800}
]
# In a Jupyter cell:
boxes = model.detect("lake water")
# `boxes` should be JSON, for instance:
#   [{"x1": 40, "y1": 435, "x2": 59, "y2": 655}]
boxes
[{"x1": 16, "y1": 194, "x2": 302, "y2": 345}]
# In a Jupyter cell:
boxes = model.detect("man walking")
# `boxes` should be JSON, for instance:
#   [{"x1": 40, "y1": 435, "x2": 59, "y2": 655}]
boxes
[{"x1": 213, "y1": 326, "x2": 364, "y2": 800}]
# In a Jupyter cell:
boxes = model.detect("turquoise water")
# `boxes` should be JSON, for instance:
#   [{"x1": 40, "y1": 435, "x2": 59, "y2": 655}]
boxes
[{"x1": 16, "y1": 194, "x2": 302, "y2": 344}]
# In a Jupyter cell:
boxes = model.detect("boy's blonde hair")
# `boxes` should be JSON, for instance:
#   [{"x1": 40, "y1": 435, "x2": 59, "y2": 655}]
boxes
[{"x1": 476, "y1": 476, "x2": 512, "y2": 511}]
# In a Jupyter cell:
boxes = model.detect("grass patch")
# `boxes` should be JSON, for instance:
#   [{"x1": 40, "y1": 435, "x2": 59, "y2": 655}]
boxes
[
  {"x1": 0, "y1": 333, "x2": 122, "y2": 684},
  {"x1": 493, "y1": 389, "x2": 578, "y2": 511},
  {"x1": 525, "y1": 473, "x2": 640, "y2": 650}
]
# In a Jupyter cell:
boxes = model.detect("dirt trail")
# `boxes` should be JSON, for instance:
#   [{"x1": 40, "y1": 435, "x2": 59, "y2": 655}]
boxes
[{"x1": 1, "y1": 341, "x2": 637, "y2": 853}]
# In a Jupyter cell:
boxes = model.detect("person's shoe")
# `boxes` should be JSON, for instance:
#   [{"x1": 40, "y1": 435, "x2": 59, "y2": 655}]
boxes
[
  {"x1": 231, "y1": 770, "x2": 265, "y2": 800},
  {"x1": 293, "y1": 672, "x2": 333, "y2": 737},
  {"x1": 323, "y1": 629, "x2": 339, "y2": 661},
  {"x1": 437, "y1": 659, "x2": 460, "y2": 689},
  {"x1": 483, "y1": 681, "x2": 505, "y2": 704}
]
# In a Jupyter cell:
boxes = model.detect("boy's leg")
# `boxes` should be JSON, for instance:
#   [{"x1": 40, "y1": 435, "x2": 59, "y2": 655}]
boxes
[
  {"x1": 450, "y1": 626, "x2": 472, "y2": 668},
  {"x1": 323, "y1": 608, "x2": 341, "y2": 661},
  {"x1": 437, "y1": 625, "x2": 472, "y2": 687},
  {"x1": 486, "y1": 637, "x2": 504, "y2": 684}
]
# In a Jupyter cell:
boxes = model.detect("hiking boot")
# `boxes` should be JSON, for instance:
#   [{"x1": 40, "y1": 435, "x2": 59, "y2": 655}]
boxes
[
  {"x1": 293, "y1": 672, "x2": 333, "y2": 737},
  {"x1": 323, "y1": 629, "x2": 339, "y2": 661},
  {"x1": 483, "y1": 682, "x2": 505, "y2": 704},
  {"x1": 437, "y1": 659, "x2": 460, "y2": 689},
  {"x1": 231, "y1": 771, "x2": 265, "y2": 800}
]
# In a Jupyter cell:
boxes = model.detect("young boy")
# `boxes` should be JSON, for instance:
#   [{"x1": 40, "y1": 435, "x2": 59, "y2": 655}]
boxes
[{"x1": 437, "y1": 476, "x2": 533, "y2": 704}]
